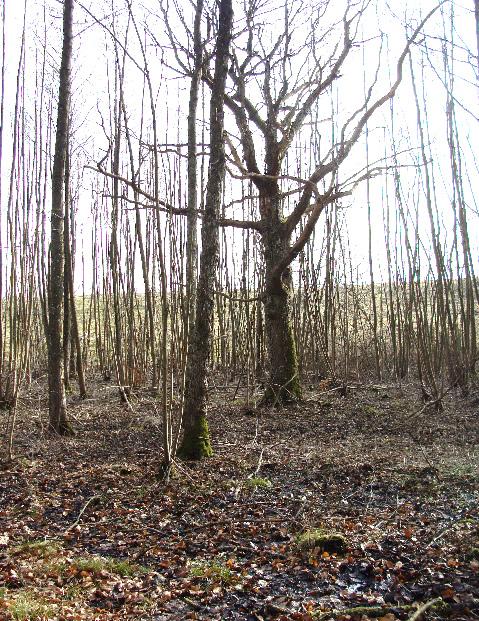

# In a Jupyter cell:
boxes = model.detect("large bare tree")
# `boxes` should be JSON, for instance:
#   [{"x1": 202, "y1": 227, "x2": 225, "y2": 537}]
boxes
[{"x1": 198, "y1": 1, "x2": 443, "y2": 404}]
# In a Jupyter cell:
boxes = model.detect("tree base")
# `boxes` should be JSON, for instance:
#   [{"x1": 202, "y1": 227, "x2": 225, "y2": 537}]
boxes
[
  {"x1": 48, "y1": 420, "x2": 75, "y2": 437},
  {"x1": 157, "y1": 459, "x2": 175, "y2": 483},
  {"x1": 259, "y1": 378, "x2": 302, "y2": 407},
  {"x1": 177, "y1": 414, "x2": 213, "y2": 460}
]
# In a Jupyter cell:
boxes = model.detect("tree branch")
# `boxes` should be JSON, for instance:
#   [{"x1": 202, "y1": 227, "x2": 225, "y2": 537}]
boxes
[
  {"x1": 272, "y1": 190, "x2": 350, "y2": 284},
  {"x1": 333, "y1": 2, "x2": 446, "y2": 172}
]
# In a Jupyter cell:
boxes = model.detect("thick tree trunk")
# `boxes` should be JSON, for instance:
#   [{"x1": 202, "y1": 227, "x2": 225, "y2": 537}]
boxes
[
  {"x1": 48, "y1": 0, "x2": 73, "y2": 435},
  {"x1": 261, "y1": 210, "x2": 301, "y2": 405},
  {"x1": 178, "y1": 0, "x2": 233, "y2": 460}
]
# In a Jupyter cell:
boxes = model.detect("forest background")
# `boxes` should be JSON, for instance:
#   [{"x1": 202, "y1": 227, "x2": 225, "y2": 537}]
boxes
[{"x1": 0, "y1": 1, "x2": 478, "y2": 618}]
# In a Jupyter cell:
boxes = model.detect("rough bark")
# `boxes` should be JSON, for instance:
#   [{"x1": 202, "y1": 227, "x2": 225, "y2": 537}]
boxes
[
  {"x1": 260, "y1": 195, "x2": 301, "y2": 405},
  {"x1": 185, "y1": 0, "x2": 203, "y2": 336},
  {"x1": 178, "y1": 0, "x2": 233, "y2": 460},
  {"x1": 47, "y1": 0, "x2": 74, "y2": 435}
]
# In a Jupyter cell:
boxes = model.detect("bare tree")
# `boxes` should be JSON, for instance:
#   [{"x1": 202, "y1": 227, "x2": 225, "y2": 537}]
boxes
[
  {"x1": 178, "y1": 0, "x2": 234, "y2": 459},
  {"x1": 198, "y1": 1, "x2": 443, "y2": 404},
  {"x1": 47, "y1": 0, "x2": 74, "y2": 435}
]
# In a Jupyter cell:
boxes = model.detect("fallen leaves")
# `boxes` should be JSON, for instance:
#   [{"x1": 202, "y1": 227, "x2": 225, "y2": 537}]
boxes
[{"x1": 0, "y1": 382, "x2": 478, "y2": 619}]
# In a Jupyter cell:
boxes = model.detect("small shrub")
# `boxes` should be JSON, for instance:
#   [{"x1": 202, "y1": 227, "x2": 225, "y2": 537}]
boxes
[
  {"x1": 189, "y1": 559, "x2": 236, "y2": 585},
  {"x1": 467, "y1": 547, "x2": 479, "y2": 560},
  {"x1": 63, "y1": 584, "x2": 88, "y2": 601}
]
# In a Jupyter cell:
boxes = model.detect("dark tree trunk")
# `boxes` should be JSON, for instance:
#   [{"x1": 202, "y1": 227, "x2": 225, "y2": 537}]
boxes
[
  {"x1": 48, "y1": 0, "x2": 74, "y2": 435},
  {"x1": 178, "y1": 0, "x2": 233, "y2": 460},
  {"x1": 260, "y1": 195, "x2": 301, "y2": 405},
  {"x1": 185, "y1": 0, "x2": 203, "y2": 337}
]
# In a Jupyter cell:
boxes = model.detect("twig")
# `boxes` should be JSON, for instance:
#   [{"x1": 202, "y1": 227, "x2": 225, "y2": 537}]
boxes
[
  {"x1": 406, "y1": 597, "x2": 443, "y2": 621},
  {"x1": 185, "y1": 515, "x2": 289, "y2": 532},
  {"x1": 314, "y1": 598, "x2": 445, "y2": 621},
  {"x1": 64, "y1": 495, "x2": 100, "y2": 533},
  {"x1": 183, "y1": 596, "x2": 203, "y2": 611},
  {"x1": 314, "y1": 604, "x2": 414, "y2": 620},
  {"x1": 405, "y1": 384, "x2": 455, "y2": 420},
  {"x1": 426, "y1": 511, "x2": 470, "y2": 548},
  {"x1": 250, "y1": 447, "x2": 265, "y2": 478},
  {"x1": 266, "y1": 601, "x2": 294, "y2": 616}
]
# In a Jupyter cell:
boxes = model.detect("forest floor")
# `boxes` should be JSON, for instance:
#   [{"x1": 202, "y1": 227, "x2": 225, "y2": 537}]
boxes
[{"x1": 0, "y1": 378, "x2": 478, "y2": 621}]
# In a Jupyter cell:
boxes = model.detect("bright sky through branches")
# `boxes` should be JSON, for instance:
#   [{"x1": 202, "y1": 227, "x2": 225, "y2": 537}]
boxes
[{"x1": 1, "y1": 0, "x2": 478, "y2": 291}]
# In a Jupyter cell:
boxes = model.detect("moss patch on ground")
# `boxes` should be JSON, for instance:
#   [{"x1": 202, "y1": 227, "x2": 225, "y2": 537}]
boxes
[{"x1": 296, "y1": 528, "x2": 347, "y2": 555}]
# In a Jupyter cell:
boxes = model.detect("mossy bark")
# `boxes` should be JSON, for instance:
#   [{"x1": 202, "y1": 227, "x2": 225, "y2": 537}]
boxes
[
  {"x1": 178, "y1": 0, "x2": 233, "y2": 460},
  {"x1": 48, "y1": 417, "x2": 75, "y2": 437},
  {"x1": 260, "y1": 206, "x2": 302, "y2": 405},
  {"x1": 177, "y1": 413, "x2": 212, "y2": 460},
  {"x1": 262, "y1": 286, "x2": 302, "y2": 404}
]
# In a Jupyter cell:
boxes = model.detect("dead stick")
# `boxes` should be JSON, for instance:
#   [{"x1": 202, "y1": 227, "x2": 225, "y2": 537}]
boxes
[
  {"x1": 64, "y1": 495, "x2": 100, "y2": 533},
  {"x1": 315, "y1": 604, "x2": 416, "y2": 620},
  {"x1": 406, "y1": 598, "x2": 443, "y2": 621}
]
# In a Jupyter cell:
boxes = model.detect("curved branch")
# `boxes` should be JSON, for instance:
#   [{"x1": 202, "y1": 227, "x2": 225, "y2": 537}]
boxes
[
  {"x1": 335, "y1": 1, "x2": 446, "y2": 170},
  {"x1": 85, "y1": 163, "x2": 177, "y2": 212},
  {"x1": 272, "y1": 190, "x2": 350, "y2": 284}
]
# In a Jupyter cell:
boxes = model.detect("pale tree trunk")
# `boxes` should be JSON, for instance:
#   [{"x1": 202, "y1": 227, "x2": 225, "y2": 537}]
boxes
[
  {"x1": 178, "y1": 0, "x2": 233, "y2": 460},
  {"x1": 475, "y1": 0, "x2": 479, "y2": 78},
  {"x1": 48, "y1": 0, "x2": 73, "y2": 435},
  {"x1": 64, "y1": 147, "x2": 87, "y2": 399}
]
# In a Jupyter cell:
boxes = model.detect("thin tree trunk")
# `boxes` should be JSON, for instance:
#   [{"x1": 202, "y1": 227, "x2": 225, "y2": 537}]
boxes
[
  {"x1": 185, "y1": 0, "x2": 203, "y2": 337},
  {"x1": 475, "y1": 0, "x2": 479, "y2": 78},
  {"x1": 47, "y1": 0, "x2": 74, "y2": 435},
  {"x1": 64, "y1": 147, "x2": 87, "y2": 398},
  {"x1": 178, "y1": 0, "x2": 233, "y2": 460},
  {"x1": 63, "y1": 147, "x2": 71, "y2": 391}
]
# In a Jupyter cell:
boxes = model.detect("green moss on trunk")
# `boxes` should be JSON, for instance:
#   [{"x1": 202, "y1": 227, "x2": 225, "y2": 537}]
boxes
[
  {"x1": 177, "y1": 414, "x2": 213, "y2": 460},
  {"x1": 48, "y1": 418, "x2": 75, "y2": 437},
  {"x1": 261, "y1": 288, "x2": 302, "y2": 406}
]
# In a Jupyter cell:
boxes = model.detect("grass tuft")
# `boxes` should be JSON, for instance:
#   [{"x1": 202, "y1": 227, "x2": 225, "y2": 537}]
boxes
[
  {"x1": 189, "y1": 558, "x2": 236, "y2": 585},
  {"x1": 8, "y1": 591, "x2": 54, "y2": 621},
  {"x1": 71, "y1": 555, "x2": 146, "y2": 577},
  {"x1": 245, "y1": 477, "x2": 272, "y2": 490},
  {"x1": 12, "y1": 540, "x2": 62, "y2": 559}
]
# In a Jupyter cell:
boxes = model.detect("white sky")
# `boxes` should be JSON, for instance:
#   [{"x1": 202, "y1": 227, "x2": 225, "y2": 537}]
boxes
[{"x1": 1, "y1": 0, "x2": 479, "y2": 292}]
